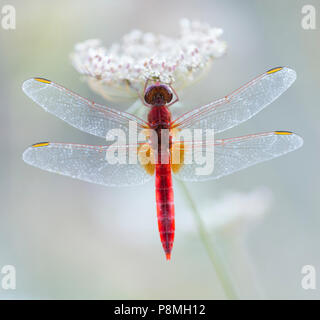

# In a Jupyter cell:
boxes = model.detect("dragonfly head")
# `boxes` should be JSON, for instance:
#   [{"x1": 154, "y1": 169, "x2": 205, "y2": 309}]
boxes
[{"x1": 144, "y1": 84, "x2": 173, "y2": 107}]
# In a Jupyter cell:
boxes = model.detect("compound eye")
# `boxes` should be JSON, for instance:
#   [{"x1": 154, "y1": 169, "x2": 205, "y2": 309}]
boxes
[
  {"x1": 144, "y1": 88, "x2": 154, "y2": 105},
  {"x1": 144, "y1": 84, "x2": 173, "y2": 106},
  {"x1": 164, "y1": 89, "x2": 173, "y2": 103}
]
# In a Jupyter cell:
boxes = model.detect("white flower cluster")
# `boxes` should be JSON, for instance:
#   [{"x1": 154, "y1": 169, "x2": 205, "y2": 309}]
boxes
[{"x1": 71, "y1": 19, "x2": 226, "y2": 99}]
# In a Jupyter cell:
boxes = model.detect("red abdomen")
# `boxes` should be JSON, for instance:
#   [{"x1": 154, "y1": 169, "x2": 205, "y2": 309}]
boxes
[
  {"x1": 155, "y1": 161, "x2": 175, "y2": 260},
  {"x1": 148, "y1": 105, "x2": 175, "y2": 260}
]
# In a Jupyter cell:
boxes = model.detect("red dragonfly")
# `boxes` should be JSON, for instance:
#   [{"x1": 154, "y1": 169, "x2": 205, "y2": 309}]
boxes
[{"x1": 22, "y1": 67, "x2": 303, "y2": 260}]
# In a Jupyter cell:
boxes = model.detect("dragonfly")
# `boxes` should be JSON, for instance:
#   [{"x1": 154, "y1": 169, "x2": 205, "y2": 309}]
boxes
[{"x1": 22, "y1": 66, "x2": 303, "y2": 260}]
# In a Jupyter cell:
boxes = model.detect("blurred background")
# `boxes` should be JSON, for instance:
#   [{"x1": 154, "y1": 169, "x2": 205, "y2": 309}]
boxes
[{"x1": 0, "y1": 0, "x2": 319, "y2": 299}]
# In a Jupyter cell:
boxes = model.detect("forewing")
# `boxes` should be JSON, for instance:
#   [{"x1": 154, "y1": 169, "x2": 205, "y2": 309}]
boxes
[
  {"x1": 23, "y1": 142, "x2": 154, "y2": 187},
  {"x1": 171, "y1": 67, "x2": 296, "y2": 133},
  {"x1": 173, "y1": 131, "x2": 303, "y2": 181},
  {"x1": 22, "y1": 78, "x2": 148, "y2": 139}
]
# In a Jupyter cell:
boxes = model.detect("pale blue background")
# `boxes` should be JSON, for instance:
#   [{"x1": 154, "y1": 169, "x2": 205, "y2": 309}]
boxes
[{"x1": 0, "y1": 0, "x2": 319, "y2": 299}]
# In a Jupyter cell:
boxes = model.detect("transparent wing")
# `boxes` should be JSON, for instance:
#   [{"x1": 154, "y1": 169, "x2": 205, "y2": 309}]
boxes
[
  {"x1": 23, "y1": 142, "x2": 154, "y2": 187},
  {"x1": 22, "y1": 78, "x2": 148, "y2": 139},
  {"x1": 172, "y1": 131, "x2": 303, "y2": 181},
  {"x1": 171, "y1": 67, "x2": 296, "y2": 133}
]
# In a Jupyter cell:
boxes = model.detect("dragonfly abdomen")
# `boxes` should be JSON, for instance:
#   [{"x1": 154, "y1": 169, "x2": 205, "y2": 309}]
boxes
[
  {"x1": 149, "y1": 105, "x2": 175, "y2": 260},
  {"x1": 155, "y1": 162, "x2": 175, "y2": 260}
]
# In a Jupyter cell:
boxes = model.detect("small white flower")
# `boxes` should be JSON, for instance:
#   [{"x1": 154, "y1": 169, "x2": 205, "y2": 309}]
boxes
[{"x1": 71, "y1": 19, "x2": 226, "y2": 101}]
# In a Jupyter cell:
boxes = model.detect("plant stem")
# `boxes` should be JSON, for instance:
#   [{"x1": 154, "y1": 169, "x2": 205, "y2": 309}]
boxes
[
  {"x1": 217, "y1": 231, "x2": 265, "y2": 299},
  {"x1": 177, "y1": 180, "x2": 238, "y2": 300}
]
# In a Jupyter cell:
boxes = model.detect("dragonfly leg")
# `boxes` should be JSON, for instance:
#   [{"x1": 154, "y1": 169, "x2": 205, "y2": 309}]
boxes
[
  {"x1": 166, "y1": 84, "x2": 179, "y2": 107},
  {"x1": 137, "y1": 79, "x2": 153, "y2": 107}
]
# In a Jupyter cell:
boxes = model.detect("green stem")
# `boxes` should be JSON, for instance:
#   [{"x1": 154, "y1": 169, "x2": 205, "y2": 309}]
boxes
[{"x1": 177, "y1": 180, "x2": 238, "y2": 300}]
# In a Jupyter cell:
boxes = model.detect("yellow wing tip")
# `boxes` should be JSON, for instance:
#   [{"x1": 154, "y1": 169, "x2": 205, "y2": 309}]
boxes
[
  {"x1": 34, "y1": 77, "x2": 51, "y2": 84},
  {"x1": 267, "y1": 67, "x2": 283, "y2": 74},
  {"x1": 32, "y1": 142, "x2": 50, "y2": 148},
  {"x1": 274, "y1": 131, "x2": 293, "y2": 135}
]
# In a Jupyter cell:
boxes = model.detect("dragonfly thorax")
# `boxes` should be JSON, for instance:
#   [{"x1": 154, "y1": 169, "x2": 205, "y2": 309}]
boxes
[{"x1": 144, "y1": 84, "x2": 173, "y2": 107}]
